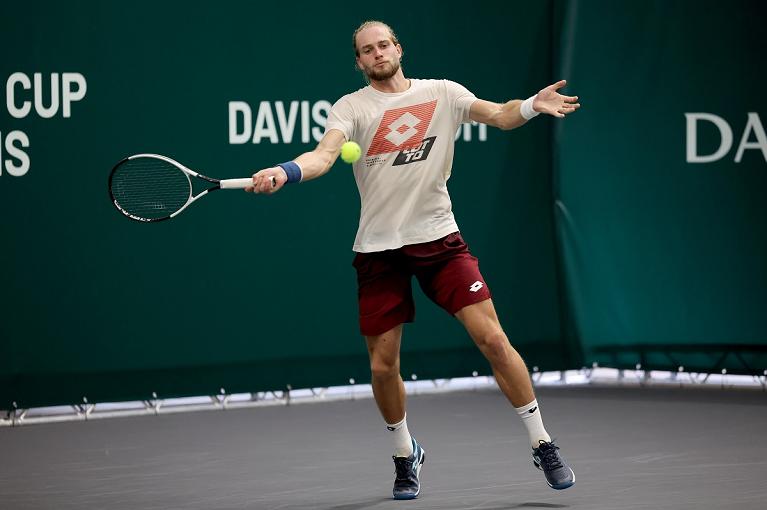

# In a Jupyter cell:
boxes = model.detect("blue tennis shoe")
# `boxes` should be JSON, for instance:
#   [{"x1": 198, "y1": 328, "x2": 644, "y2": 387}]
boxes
[
  {"x1": 532, "y1": 440, "x2": 575, "y2": 490},
  {"x1": 392, "y1": 438, "x2": 425, "y2": 499}
]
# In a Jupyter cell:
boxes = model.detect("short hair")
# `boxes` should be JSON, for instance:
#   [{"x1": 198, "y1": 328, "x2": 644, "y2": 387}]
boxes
[{"x1": 352, "y1": 20, "x2": 400, "y2": 57}]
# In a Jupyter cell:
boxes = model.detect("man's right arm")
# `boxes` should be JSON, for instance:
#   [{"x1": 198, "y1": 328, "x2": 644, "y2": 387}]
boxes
[{"x1": 246, "y1": 129, "x2": 347, "y2": 194}]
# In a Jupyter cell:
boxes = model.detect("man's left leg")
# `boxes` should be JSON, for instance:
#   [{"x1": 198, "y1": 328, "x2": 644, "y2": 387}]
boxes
[
  {"x1": 455, "y1": 299, "x2": 535, "y2": 408},
  {"x1": 456, "y1": 299, "x2": 575, "y2": 490}
]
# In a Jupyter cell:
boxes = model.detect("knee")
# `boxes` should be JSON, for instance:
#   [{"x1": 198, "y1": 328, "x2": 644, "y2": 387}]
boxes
[
  {"x1": 476, "y1": 329, "x2": 511, "y2": 362},
  {"x1": 370, "y1": 355, "x2": 400, "y2": 379}
]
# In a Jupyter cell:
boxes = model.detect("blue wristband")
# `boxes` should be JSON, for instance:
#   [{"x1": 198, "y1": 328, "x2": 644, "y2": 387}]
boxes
[{"x1": 277, "y1": 161, "x2": 302, "y2": 183}]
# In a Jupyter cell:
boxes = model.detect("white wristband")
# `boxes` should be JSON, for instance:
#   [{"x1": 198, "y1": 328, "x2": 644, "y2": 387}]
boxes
[{"x1": 520, "y1": 95, "x2": 539, "y2": 120}]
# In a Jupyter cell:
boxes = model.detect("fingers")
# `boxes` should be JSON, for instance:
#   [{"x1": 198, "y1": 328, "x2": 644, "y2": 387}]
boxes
[
  {"x1": 545, "y1": 100, "x2": 580, "y2": 118},
  {"x1": 244, "y1": 172, "x2": 262, "y2": 193},
  {"x1": 555, "y1": 103, "x2": 580, "y2": 117},
  {"x1": 244, "y1": 172, "x2": 268, "y2": 193},
  {"x1": 548, "y1": 79, "x2": 567, "y2": 90},
  {"x1": 246, "y1": 168, "x2": 285, "y2": 194},
  {"x1": 244, "y1": 174, "x2": 259, "y2": 193},
  {"x1": 256, "y1": 173, "x2": 274, "y2": 194}
]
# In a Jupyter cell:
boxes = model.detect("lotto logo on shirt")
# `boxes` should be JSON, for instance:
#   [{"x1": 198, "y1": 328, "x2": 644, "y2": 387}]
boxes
[
  {"x1": 392, "y1": 137, "x2": 436, "y2": 166},
  {"x1": 367, "y1": 100, "x2": 437, "y2": 158}
]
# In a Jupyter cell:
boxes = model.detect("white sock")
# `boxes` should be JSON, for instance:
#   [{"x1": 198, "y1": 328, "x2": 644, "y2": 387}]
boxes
[
  {"x1": 515, "y1": 399, "x2": 552, "y2": 448},
  {"x1": 386, "y1": 414, "x2": 414, "y2": 458}
]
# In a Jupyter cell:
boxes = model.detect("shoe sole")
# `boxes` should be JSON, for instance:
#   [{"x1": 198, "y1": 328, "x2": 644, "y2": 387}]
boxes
[
  {"x1": 533, "y1": 461, "x2": 575, "y2": 490},
  {"x1": 393, "y1": 449, "x2": 425, "y2": 500}
]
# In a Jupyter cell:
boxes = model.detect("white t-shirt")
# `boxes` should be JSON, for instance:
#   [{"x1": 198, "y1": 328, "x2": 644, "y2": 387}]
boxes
[{"x1": 325, "y1": 79, "x2": 476, "y2": 253}]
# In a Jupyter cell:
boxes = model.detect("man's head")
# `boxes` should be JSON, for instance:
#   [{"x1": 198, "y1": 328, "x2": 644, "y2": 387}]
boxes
[{"x1": 352, "y1": 21, "x2": 403, "y2": 82}]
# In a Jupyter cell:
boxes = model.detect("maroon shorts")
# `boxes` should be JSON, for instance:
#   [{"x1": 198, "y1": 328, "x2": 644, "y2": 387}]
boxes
[{"x1": 352, "y1": 232, "x2": 492, "y2": 336}]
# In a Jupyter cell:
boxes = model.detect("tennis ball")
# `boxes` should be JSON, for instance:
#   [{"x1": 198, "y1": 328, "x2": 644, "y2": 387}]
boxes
[{"x1": 341, "y1": 141, "x2": 362, "y2": 164}]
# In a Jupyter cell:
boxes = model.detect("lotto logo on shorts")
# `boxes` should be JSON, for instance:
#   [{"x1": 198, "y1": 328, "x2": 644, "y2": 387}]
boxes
[
  {"x1": 367, "y1": 100, "x2": 437, "y2": 157},
  {"x1": 469, "y1": 281, "x2": 484, "y2": 292}
]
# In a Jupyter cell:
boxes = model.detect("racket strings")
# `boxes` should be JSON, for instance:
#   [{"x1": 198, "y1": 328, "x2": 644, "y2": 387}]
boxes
[{"x1": 111, "y1": 158, "x2": 192, "y2": 220}]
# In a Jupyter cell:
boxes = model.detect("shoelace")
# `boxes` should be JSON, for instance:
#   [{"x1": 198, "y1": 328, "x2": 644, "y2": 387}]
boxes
[
  {"x1": 393, "y1": 456, "x2": 413, "y2": 481},
  {"x1": 537, "y1": 442, "x2": 564, "y2": 470}
]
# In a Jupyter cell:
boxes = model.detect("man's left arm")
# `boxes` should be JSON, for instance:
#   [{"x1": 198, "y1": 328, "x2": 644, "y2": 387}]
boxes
[{"x1": 469, "y1": 79, "x2": 580, "y2": 130}]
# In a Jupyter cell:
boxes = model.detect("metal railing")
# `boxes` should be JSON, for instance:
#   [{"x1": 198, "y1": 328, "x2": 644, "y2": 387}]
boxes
[{"x1": 3, "y1": 366, "x2": 765, "y2": 427}]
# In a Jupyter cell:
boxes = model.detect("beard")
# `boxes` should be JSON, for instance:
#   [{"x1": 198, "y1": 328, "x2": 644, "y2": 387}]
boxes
[{"x1": 365, "y1": 58, "x2": 401, "y2": 81}]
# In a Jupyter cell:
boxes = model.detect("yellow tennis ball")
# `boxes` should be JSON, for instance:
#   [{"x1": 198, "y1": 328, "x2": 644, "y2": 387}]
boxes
[{"x1": 341, "y1": 141, "x2": 362, "y2": 163}]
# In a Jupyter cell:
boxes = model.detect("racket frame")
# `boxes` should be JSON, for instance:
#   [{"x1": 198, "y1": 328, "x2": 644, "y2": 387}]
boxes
[{"x1": 109, "y1": 153, "x2": 255, "y2": 222}]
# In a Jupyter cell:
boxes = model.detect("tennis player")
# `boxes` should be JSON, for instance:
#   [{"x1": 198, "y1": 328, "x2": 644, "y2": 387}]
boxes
[{"x1": 247, "y1": 20, "x2": 580, "y2": 500}]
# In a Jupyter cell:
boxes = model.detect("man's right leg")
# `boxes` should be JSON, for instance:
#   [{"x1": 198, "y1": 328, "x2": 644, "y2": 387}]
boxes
[
  {"x1": 354, "y1": 250, "x2": 424, "y2": 498},
  {"x1": 366, "y1": 324, "x2": 406, "y2": 426},
  {"x1": 366, "y1": 324, "x2": 425, "y2": 499}
]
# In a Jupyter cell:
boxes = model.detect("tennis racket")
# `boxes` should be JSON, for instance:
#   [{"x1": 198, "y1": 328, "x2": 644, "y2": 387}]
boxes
[{"x1": 109, "y1": 153, "x2": 273, "y2": 222}]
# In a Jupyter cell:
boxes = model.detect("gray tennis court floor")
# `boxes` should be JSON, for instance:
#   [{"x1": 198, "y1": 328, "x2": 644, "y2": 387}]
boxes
[{"x1": 1, "y1": 386, "x2": 765, "y2": 509}]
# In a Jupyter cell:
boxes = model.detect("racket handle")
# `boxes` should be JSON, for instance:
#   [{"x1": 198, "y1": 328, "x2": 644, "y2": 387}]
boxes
[
  {"x1": 220, "y1": 176, "x2": 277, "y2": 189},
  {"x1": 220, "y1": 178, "x2": 253, "y2": 189}
]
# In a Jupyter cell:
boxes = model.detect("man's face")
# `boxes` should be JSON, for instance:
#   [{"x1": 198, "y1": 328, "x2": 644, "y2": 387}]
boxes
[{"x1": 355, "y1": 25, "x2": 402, "y2": 81}]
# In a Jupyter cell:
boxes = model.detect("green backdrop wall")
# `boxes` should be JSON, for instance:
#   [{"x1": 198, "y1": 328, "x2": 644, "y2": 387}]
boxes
[
  {"x1": 553, "y1": 0, "x2": 767, "y2": 373},
  {"x1": 1, "y1": 1, "x2": 565, "y2": 408},
  {"x1": 2, "y1": 1, "x2": 765, "y2": 409}
]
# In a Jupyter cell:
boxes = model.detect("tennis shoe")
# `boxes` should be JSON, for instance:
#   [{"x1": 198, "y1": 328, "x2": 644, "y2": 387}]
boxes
[
  {"x1": 392, "y1": 438, "x2": 425, "y2": 500},
  {"x1": 532, "y1": 440, "x2": 575, "y2": 490}
]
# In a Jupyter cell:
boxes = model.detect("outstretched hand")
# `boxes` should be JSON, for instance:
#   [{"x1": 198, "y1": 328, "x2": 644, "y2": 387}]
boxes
[{"x1": 533, "y1": 80, "x2": 580, "y2": 118}]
